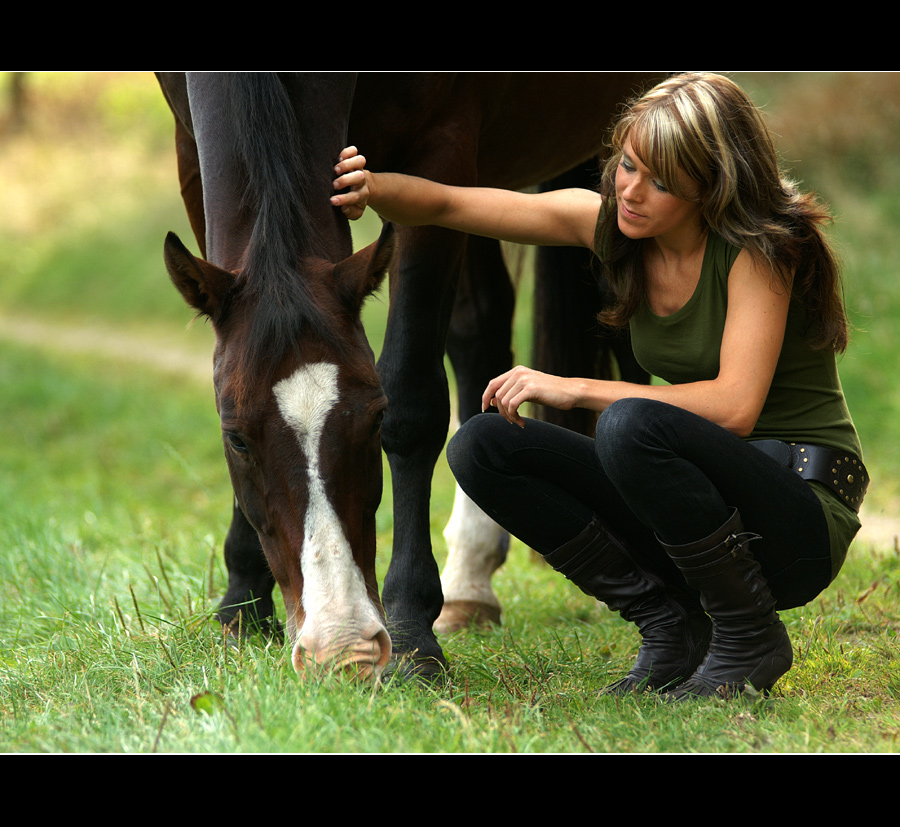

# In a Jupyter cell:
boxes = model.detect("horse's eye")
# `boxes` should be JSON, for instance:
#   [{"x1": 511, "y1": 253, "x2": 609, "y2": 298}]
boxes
[
  {"x1": 372, "y1": 409, "x2": 385, "y2": 435},
  {"x1": 225, "y1": 432, "x2": 250, "y2": 454}
]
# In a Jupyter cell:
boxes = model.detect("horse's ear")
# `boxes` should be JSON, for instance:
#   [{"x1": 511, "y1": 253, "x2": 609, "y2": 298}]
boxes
[
  {"x1": 164, "y1": 232, "x2": 235, "y2": 320},
  {"x1": 334, "y1": 222, "x2": 396, "y2": 310}
]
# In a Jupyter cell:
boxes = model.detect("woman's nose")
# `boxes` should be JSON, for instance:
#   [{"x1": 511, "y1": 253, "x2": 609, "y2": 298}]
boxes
[{"x1": 623, "y1": 177, "x2": 642, "y2": 201}]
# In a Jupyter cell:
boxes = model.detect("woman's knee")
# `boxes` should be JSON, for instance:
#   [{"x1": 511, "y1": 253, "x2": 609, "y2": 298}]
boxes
[
  {"x1": 446, "y1": 413, "x2": 506, "y2": 479},
  {"x1": 595, "y1": 398, "x2": 666, "y2": 451}
]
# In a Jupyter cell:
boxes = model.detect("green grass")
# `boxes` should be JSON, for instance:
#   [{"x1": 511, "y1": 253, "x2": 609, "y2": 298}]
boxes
[
  {"x1": 1, "y1": 72, "x2": 899, "y2": 753},
  {"x1": 1, "y1": 348, "x2": 897, "y2": 752}
]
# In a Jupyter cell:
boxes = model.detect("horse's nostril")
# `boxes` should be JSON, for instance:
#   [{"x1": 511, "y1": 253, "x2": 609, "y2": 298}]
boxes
[{"x1": 292, "y1": 626, "x2": 392, "y2": 681}]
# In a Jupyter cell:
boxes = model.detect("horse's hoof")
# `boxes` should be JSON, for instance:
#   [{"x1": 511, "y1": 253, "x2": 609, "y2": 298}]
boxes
[
  {"x1": 383, "y1": 651, "x2": 449, "y2": 686},
  {"x1": 434, "y1": 600, "x2": 501, "y2": 634}
]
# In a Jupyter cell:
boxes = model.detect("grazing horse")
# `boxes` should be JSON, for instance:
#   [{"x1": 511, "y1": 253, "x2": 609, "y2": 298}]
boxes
[{"x1": 156, "y1": 72, "x2": 659, "y2": 681}]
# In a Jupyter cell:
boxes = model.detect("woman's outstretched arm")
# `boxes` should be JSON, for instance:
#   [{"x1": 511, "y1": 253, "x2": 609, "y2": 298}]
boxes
[{"x1": 331, "y1": 146, "x2": 603, "y2": 249}]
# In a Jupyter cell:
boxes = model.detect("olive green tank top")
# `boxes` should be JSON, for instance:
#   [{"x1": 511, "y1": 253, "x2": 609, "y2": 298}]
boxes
[{"x1": 602, "y1": 228, "x2": 863, "y2": 581}]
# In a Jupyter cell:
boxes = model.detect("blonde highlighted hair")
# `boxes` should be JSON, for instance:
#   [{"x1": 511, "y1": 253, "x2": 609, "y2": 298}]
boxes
[{"x1": 597, "y1": 72, "x2": 848, "y2": 352}]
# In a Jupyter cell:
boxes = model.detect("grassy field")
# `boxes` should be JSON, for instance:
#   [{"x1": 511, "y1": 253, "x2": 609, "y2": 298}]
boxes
[{"x1": 0, "y1": 72, "x2": 898, "y2": 754}]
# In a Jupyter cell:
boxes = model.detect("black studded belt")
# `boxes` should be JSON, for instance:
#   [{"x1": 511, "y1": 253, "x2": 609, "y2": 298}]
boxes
[{"x1": 751, "y1": 440, "x2": 869, "y2": 513}]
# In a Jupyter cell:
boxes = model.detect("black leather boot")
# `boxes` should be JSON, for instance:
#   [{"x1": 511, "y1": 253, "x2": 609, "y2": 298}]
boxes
[
  {"x1": 543, "y1": 518, "x2": 712, "y2": 695},
  {"x1": 658, "y1": 508, "x2": 793, "y2": 701}
]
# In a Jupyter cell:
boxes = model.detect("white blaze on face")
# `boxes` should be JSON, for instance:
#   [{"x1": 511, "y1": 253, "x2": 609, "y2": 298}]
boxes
[{"x1": 272, "y1": 362, "x2": 385, "y2": 670}]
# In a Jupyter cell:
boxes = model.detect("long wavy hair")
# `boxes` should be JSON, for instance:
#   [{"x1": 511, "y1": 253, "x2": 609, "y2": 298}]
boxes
[{"x1": 596, "y1": 72, "x2": 848, "y2": 352}]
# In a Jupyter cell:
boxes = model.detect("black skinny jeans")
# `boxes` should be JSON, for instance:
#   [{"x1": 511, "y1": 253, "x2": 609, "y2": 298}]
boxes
[{"x1": 447, "y1": 398, "x2": 833, "y2": 610}]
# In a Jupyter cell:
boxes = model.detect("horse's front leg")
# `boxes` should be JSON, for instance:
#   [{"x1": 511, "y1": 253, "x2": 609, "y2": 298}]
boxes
[
  {"x1": 216, "y1": 500, "x2": 280, "y2": 638},
  {"x1": 377, "y1": 225, "x2": 467, "y2": 679},
  {"x1": 438, "y1": 235, "x2": 515, "y2": 633}
]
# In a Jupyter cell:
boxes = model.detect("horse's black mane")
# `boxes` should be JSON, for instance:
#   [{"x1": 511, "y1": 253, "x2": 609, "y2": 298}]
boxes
[{"x1": 227, "y1": 73, "x2": 348, "y2": 386}]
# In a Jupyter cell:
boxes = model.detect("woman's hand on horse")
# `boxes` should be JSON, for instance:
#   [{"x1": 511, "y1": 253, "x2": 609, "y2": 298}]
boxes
[
  {"x1": 482, "y1": 366, "x2": 582, "y2": 428},
  {"x1": 332, "y1": 146, "x2": 370, "y2": 220}
]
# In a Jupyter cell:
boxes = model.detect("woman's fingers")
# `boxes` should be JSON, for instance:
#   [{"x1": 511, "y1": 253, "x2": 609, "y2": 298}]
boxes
[
  {"x1": 335, "y1": 147, "x2": 366, "y2": 177},
  {"x1": 483, "y1": 367, "x2": 577, "y2": 427},
  {"x1": 332, "y1": 147, "x2": 369, "y2": 219},
  {"x1": 482, "y1": 370, "x2": 511, "y2": 414},
  {"x1": 333, "y1": 168, "x2": 366, "y2": 193},
  {"x1": 482, "y1": 369, "x2": 527, "y2": 427}
]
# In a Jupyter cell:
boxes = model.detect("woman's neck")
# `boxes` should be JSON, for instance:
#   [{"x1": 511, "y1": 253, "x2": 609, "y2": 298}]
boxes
[
  {"x1": 651, "y1": 216, "x2": 709, "y2": 264},
  {"x1": 643, "y1": 223, "x2": 710, "y2": 316}
]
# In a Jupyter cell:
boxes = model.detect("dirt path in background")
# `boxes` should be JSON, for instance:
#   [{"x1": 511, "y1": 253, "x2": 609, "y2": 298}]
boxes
[
  {"x1": 0, "y1": 312, "x2": 213, "y2": 385},
  {"x1": 2, "y1": 310, "x2": 897, "y2": 552},
  {"x1": 854, "y1": 513, "x2": 900, "y2": 553}
]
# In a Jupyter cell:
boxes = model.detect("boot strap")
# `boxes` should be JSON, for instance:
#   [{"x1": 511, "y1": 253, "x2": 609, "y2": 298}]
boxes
[
  {"x1": 751, "y1": 440, "x2": 868, "y2": 513},
  {"x1": 543, "y1": 521, "x2": 627, "y2": 584}
]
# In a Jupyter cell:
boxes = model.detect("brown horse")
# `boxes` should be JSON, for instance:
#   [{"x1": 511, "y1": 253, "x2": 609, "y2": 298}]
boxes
[{"x1": 156, "y1": 72, "x2": 659, "y2": 681}]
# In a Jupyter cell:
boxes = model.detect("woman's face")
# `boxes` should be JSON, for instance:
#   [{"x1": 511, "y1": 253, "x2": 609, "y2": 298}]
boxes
[{"x1": 615, "y1": 138, "x2": 704, "y2": 245}]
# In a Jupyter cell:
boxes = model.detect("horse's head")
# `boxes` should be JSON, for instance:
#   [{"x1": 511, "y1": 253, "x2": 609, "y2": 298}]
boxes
[{"x1": 164, "y1": 223, "x2": 396, "y2": 680}]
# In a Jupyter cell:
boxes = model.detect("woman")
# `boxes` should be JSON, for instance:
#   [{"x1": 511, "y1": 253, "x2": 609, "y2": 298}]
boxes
[{"x1": 330, "y1": 72, "x2": 866, "y2": 700}]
